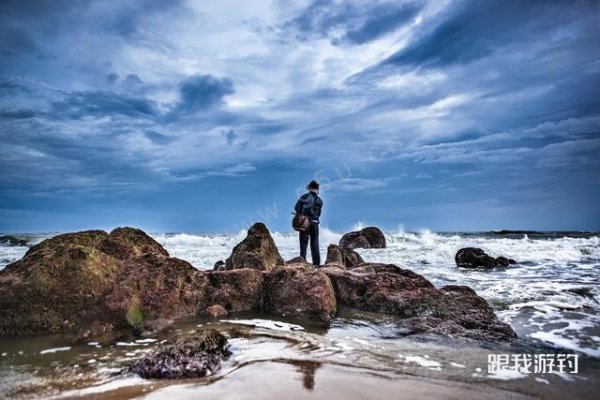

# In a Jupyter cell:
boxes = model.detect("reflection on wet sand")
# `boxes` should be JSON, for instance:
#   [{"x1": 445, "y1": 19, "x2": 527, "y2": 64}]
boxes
[{"x1": 294, "y1": 360, "x2": 321, "y2": 390}]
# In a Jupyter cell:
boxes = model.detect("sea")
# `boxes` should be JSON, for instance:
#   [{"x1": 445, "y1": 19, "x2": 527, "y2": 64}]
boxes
[{"x1": 0, "y1": 226, "x2": 599, "y2": 399}]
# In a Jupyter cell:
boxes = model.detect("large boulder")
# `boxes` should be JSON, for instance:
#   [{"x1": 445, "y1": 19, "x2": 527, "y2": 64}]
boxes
[
  {"x1": 196, "y1": 268, "x2": 264, "y2": 315},
  {"x1": 339, "y1": 227, "x2": 386, "y2": 249},
  {"x1": 455, "y1": 247, "x2": 516, "y2": 269},
  {"x1": 102, "y1": 253, "x2": 206, "y2": 334},
  {"x1": 224, "y1": 223, "x2": 284, "y2": 271},
  {"x1": 130, "y1": 329, "x2": 230, "y2": 379},
  {"x1": 325, "y1": 244, "x2": 364, "y2": 268},
  {"x1": 262, "y1": 264, "x2": 336, "y2": 325},
  {"x1": 0, "y1": 228, "x2": 206, "y2": 337},
  {"x1": 321, "y1": 263, "x2": 516, "y2": 341}
]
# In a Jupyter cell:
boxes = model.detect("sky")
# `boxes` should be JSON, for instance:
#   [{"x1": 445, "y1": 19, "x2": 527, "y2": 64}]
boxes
[{"x1": 0, "y1": 0, "x2": 599, "y2": 233}]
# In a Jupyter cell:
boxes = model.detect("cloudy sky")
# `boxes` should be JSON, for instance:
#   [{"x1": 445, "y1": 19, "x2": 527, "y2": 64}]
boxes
[{"x1": 1, "y1": 0, "x2": 599, "y2": 233}]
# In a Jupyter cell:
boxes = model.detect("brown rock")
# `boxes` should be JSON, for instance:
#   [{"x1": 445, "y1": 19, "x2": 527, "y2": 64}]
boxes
[
  {"x1": 325, "y1": 244, "x2": 364, "y2": 268},
  {"x1": 321, "y1": 263, "x2": 516, "y2": 341},
  {"x1": 224, "y1": 223, "x2": 284, "y2": 271},
  {"x1": 263, "y1": 264, "x2": 336, "y2": 325},
  {"x1": 130, "y1": 329, "x2": 230, "y2": 379},
  {"x1": 285, "y1": 256, "x2": 309, "y2": 265},
  {"x1": 100, "y1": 227, "x2": 169, "y2": 260},
  {"x1": 0, "y1": 228, "x2": 205, "y2": 337},
  {"x1": 339, "y1": 227, "x2": 386, "y2": 249},
  {"x1": 203, "y1": 304, "x2": 229, "y2": 318},
  {"x1": 196, "y1": 268, "x2": 264, "y2": 314}
]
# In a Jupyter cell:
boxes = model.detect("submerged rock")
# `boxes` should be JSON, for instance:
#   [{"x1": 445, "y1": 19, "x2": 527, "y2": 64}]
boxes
[
  {"x1": 0, "y1": 228, "x2": 205, "y2": 337},
  {"x1": 339, "y1": 227, "x2": 386, "y2": 249},
  {"x1": 263, "y1": 264, "x2": 336, "y2": 325},
  {"x1": 130, "y1": 329, "x2": 230, "y2": 379},
  {"x1": 325, "y1": 244, "x2": 364, "y2": 268},
  {"x1": 455, "y1": 247, "x2": 516, "y2": 269},
  {"x1": 0, "y1": 235, "x2": 29, "y2": 247},
  {"x1": 321, "y1": 263, "x2": 516, "y2": 341},
  {"x1": 202, "y1": 304, "x2": 229, "y2": 318},
  {"x1": 224, "y1": 223, "x2": 284, "y2": 271}
]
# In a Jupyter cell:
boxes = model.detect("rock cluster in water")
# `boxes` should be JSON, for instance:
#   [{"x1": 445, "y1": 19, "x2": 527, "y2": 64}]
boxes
[
  {"x1": 130, "y1": 329, "x2": 230, "y2": 379},
  {"x1": 455, "y1": 247, "x2": 517, "y2": 269},
  {"x1": 0, "y1": 235, "x2": 29, "y2": 247},
  {"x1": 0, "y1": 224, "x2": 516, "y2": 342}
]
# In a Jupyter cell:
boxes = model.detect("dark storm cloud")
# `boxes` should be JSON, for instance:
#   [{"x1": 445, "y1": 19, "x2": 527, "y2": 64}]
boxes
[
  {"x1": 51, "y1": 90, "x2": 158, "y2": 119},
  {"x1": 284, "y1": 0, "x2": 422, "y2": 45},
  {"x1": 144, "y1": 130, "x2": 172, "y2": 145},
  {"x1": 0, "y1": 0, "x2": 599, "y2": 231},
  {"x1": 174, "y1": 74, "x2": 235, "y2": 114},
  {"x1": 384, "y1": 0, "x2": 593, "y2": 68}
]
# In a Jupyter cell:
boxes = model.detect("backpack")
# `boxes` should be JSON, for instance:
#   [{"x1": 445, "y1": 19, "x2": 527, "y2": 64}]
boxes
[{"x1": 292, "y1": 213, "x2": 311, "y2": 231}]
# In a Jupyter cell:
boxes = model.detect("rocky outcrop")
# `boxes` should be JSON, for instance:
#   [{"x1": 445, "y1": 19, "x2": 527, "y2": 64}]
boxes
[
  {"x1": 0, "y1": 228, "x2": 205, "y2": 337},
  {"x1": 321, "y1": 263, "x2": 516, "y2": 341},
  {"x1": 196, "y1": 268, "x2": 264, "y2": 315},
  {"x1": 339, "y1": 227, "x2": 386, "y2": 249},
  {"x1": 325, "y1": 244, "x2": 364, "y2": 268},
  {"x1": 0, "y1": 224, "x2": 516, "y2": 343},
  {"x1": 263, "y1": 264, "x2": 336, "y2": 325},
  {"x1": 455, "y1": 248, "x2": 516, "y2": 269},
  {"x1": 130, "y1": 329, "x2": 230, "y2": 379},
  {"x1": 224, "y1": 223, "x2": 284, "y2": 271}
]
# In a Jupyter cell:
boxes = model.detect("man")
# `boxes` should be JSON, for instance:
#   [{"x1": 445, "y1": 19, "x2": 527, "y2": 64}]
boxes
[{"x1": 294, "y1": 180, "x2": 323, "y2": 266}]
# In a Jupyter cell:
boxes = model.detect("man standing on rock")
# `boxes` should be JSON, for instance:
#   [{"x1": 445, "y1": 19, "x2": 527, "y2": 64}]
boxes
[{"x1": 295, "y1": 180, "x2": 323, "y2": 266}]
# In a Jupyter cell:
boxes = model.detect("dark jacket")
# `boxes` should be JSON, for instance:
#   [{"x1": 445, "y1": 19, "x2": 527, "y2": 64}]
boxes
[{"x1": 295, "y1": 192, "x2": 323, "y2": 223}]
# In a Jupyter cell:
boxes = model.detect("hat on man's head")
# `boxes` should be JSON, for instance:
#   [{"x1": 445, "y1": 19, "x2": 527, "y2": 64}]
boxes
[{"x1": 306, "y1": 180, "x2": 320, "y2": 192}]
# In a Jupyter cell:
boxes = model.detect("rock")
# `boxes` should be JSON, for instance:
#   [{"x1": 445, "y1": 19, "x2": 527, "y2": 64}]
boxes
[
  {"x1": 100, "y1": 227, "x2": 169, "y2": 260},
  {"x1": 321, "y1": 263, "x2": 516, "y2": 341},
  {"x1": 285, "y1": 256, "x2": 309, "y2": 265},
  {"x1": 213, "y1": 260, "x2": 225, "y2": 271},
  {"x1": 263, "y1": 264, "x2": 336, "y2": 325},
  {"x1": 103, "y1": 252, "x2": 206, "y2": 329},
  {"x1": 455, "y1": 248, "x2": 516, "y2": 269},
  {"x1": 130, "y1": 329, "x2": 230, "y2": 379},
  {"x1": 0, "y1": 235, "x2": 29, "y2": 247},
  {"x1": 203, "y1": 305, "x2": 229, "y2": 318},
  {"x1": 325, "y1": 244, "x2": 364, "y2": 268},
  {"x1": 224, "y1": 223, "x2": 284, "y2": 271},
  {"x1": 196, "y1": 269, "x2": 264, "y2": 315},
  {"x1": 0, "y1": 228, "x2": 206, "y2": 337},
  {"x1": 339, "y1": 227, "x2": 386, "y2": 249}
]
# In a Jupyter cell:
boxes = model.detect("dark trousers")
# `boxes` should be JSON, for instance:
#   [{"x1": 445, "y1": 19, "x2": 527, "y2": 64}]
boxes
[{"x1": 300, "y1": 222, "x2": 320, "y2": 266}]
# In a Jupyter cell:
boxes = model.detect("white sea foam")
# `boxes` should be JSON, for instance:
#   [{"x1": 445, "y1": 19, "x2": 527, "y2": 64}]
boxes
[
  {"x1": 220, "y1": 318, "x2": 305, "y2": 332},
  {"x1": 401, "y1": 355, "x2": 442, "y2": 370},
  {"x1": 50, "y1": 377, "x2": 150, "y2": 399},
  {"x1": 40, "y1": 346, "x2": 71, "y2": 355}
]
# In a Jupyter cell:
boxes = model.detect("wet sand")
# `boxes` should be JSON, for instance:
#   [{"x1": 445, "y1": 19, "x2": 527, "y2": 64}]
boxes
[
  {"x1": 75, "y1": 362, "x2": 536, "y2": 400},
  {"x1": 1, "y1": 313, "x2": 599, "y2": 399}
]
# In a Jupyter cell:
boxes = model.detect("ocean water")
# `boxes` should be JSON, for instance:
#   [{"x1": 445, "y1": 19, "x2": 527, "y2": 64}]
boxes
[{"x1": 1, "y1": 227, "x2": 599, "y2": 399}]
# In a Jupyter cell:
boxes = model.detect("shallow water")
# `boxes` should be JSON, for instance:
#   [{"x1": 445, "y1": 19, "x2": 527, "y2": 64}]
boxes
[
  {"x1": 1, "y1": 228, "x2": 599, "y2": 398},
  {"x1": 0, "y1": 314, "x2": 599, "y2": 399}
]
